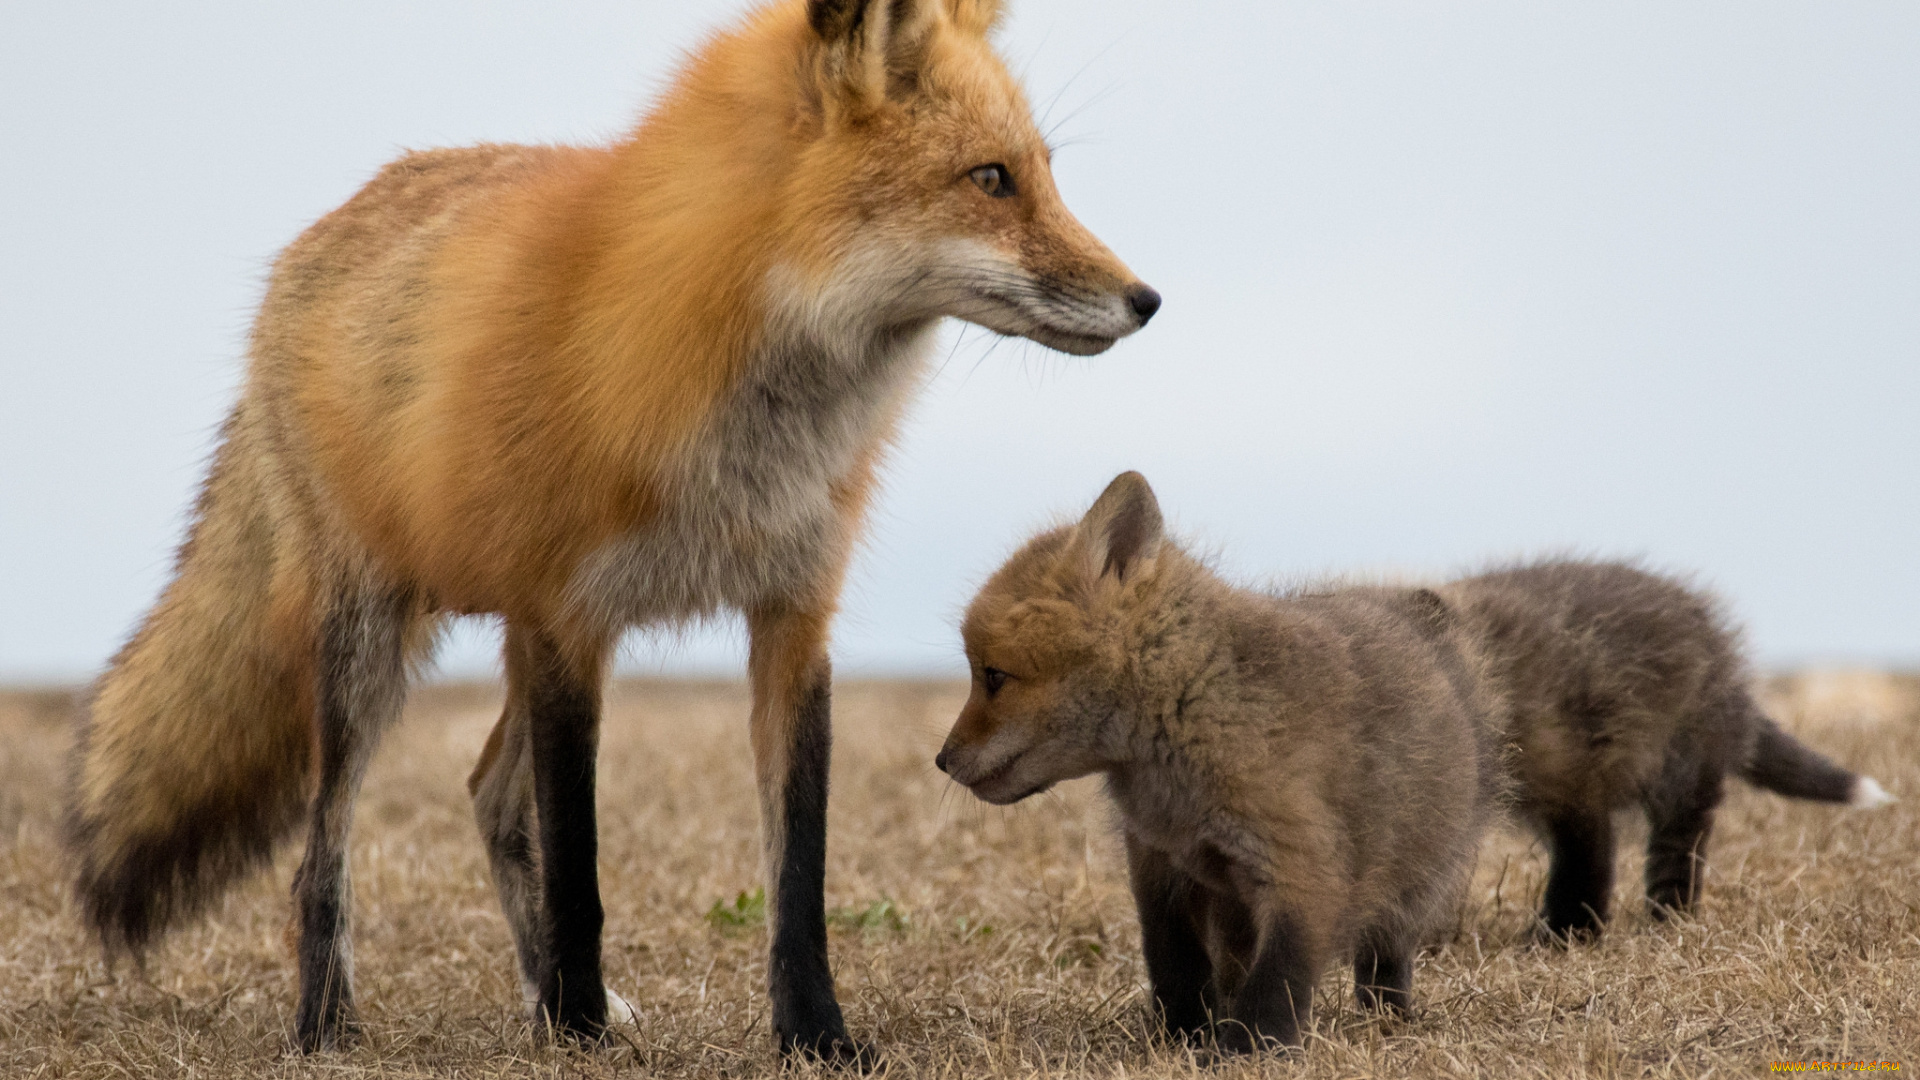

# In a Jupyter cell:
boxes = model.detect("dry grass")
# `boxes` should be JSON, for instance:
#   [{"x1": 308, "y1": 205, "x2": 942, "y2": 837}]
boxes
[{"x1": 2, "y1": 673, "x2": 1914, "y2": 1078}]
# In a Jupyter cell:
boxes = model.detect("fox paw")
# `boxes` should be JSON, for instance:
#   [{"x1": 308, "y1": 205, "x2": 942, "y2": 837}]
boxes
[
  {"x1": 780, "y1": 1031, "x2": 880, "y2": 1071},
  {"x1": 605, "y1": 989, "x2": 637, "y2": 1027}
]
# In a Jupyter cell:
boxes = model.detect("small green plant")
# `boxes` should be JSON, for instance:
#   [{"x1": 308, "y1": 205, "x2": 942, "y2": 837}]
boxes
[
  {"x1": 704, "y1": 888, "x2": 766, "y2": 932},
  {"x1": 954, "y1": 915, "x2": 996, "y2": 941},
  {"x1": 828, "y1": 898, "x2": 908, "y2": 934},
  {"x1": 1053, "y1": 938, "x2": 1105, "y2": 967}
]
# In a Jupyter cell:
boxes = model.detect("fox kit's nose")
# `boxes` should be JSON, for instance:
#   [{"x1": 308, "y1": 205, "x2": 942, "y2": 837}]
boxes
[
  {"x1": 935, "y1": 749, "x2": 951, "y2": 774},
  {"x1": 1127, "y1": 284, "x2": 1162, "y2": 324}
]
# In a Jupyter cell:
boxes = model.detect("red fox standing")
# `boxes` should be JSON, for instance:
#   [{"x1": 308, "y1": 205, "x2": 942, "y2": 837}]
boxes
[{"x1": 65, "y1": 0, "x2": 1157, "y2": 1059}]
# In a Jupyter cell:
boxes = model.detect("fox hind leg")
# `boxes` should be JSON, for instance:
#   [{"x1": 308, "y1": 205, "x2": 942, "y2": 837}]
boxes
[
  {"x1": 469, "y1": 686, "x2": 545, "y2": 1013},
  {"x1": 1643, "y1": 762, "x2": 1724, "y2": 918},
  {"x1": 292, "y1": 583, "x2": 415, "y2": 1052}
]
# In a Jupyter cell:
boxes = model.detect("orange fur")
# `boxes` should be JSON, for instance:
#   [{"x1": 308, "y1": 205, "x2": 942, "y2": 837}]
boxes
[
  {"x1": 258, "y1": 0, "x2": 1146, "y2": 630},
  {"x1": 69, "y1": 0, "x2": 1155, "y2": 1055}
]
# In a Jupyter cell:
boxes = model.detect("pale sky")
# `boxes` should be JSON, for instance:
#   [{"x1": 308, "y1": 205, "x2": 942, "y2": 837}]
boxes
[{"x1": 3, "y1": 1, "x2": 1916, "y2": 681}]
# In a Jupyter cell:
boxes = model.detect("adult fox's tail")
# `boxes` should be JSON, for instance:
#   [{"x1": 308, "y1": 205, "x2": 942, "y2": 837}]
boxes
[
  {"x1": 1740, "y1": 710, "x2": 1896, "y2": 809},
  {"x1": 67, "y1": 417, "x2": 319, "y2": 954}
]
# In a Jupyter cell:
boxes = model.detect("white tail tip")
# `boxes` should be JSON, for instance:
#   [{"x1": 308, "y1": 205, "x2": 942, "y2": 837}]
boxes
[
  {"x1": 606, "y1": 989, "x2": 637, "y2": 1027},
  {"x1": 1850, "y1": 776, "x2": 1896, "y2": 809}
]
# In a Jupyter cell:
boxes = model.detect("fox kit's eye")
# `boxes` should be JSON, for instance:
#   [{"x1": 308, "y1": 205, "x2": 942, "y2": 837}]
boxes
[
  {"x1": 969, "y1": 164, "x2": 1016, "y2": 199},
  {"x1": 981, "y1": 666, "x2": 1009, "y2": 695}
]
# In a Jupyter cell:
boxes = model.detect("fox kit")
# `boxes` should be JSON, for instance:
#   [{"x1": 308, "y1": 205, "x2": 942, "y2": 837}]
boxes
[
  {"x1": 937, "y1": 473, "x2": 1503, "y2": 1051},
  {"x1": 1436, "y1": 561, "x2": 1895, "y2": 940},
  {"x1": 66, "y1": 0, "x2": 1156, "y2": 1058}
]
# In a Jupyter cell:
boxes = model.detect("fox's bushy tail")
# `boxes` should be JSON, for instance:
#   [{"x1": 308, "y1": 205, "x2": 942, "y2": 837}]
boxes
[
  {"x1": 1740, "y1": 709, "x2": 1895, "y2": 809},
  {"x1": 67, "y1": 420, "x2": 320, "y2": 955}
]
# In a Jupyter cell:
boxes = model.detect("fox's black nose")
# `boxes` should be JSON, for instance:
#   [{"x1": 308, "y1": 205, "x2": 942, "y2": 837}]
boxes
[
  {"x1": 935, "y1": 749, "x2": 951, "y2": 774},
  {"x1": 1128, "y1": 284, "x2": 1162, "y2": 323}
]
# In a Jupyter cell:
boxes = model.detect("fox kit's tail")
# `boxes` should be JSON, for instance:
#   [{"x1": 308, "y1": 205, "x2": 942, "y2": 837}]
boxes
[
  {"x1": 1741, "y1": 709, "x2": 1896, "y2": 809},
  {"x1": 67, "y1": 416, "x2": 320, "y2": 954}
]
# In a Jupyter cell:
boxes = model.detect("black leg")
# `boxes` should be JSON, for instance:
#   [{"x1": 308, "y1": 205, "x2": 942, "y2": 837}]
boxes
[
  {"x1": 293, "y1": 587, "x2": 411, "y2": 1052},
  {"x1": 747, "y1": 607, "x2": 866, "y2": 1067},
  {"x1": 1124, "y1": 836, "x2": 1216, "y2": 1041},
  {"x1": 1540, "y1": 810, "x2": 1616, "y2": 942},
  {"x1": 1645, "y1": 769, "x2": 1724, "y2": 918},
  {"x1": 1219, "y1": 909, "x2": 1317, "y2": 1054},
  {"x1": 772, "y1": 672, "x2": 843, "y2": 1054},
  {"x1": 524, "y1": 632, "x2": 608, "y2": 1043},
  {"x1": 1353, "y1": 929, "x2": 1413, "y2": 1016}
]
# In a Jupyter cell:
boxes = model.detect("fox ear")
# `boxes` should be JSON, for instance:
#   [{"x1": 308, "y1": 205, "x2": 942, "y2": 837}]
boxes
[
  {"x1": 808, "y1": 0, "x2": 942, "y2": 107},
  {"x1": 1076, "y1": 472, "x2": 1164, "y2": 585},
  {"x1": 947, "y1": 0, "x2": 1004, "y2": 35}
]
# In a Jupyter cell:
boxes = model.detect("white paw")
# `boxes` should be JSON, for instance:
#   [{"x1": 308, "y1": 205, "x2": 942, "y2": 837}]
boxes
[
  {"x1": 518, "y1": 984, "x2": 637, "y2": 1028},
  {"x1": 1850, "y1": 776, "x2": 1897, "y2": 809}
]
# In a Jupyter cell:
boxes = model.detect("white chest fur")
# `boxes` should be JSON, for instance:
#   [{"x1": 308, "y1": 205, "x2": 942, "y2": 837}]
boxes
[{"x1": 563, "y1": 285, "x2": 936, "y2": 633}]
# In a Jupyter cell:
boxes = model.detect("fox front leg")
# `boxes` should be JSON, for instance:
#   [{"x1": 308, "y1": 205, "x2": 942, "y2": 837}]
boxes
[
  {"x1": 1353, "y1": 927, "x2": 1414, "y2": 1016},
  {"x1": 747, "y1": 605, "x2": 871, "y2": 1067},
  {"x1": 472, "y1": 626, "x2": 645, "y2": 1042},
  {"x1": 1123, "y1": 836, "x2": 1217, "y2": 1042},
  {"x1": 1539, "y1": 808, "x2": 1617, "y2": 942},
  {"x1": 520, "y1": 628, "x2": 613, "y2": 1043},
  {"x1": 1217, "y1": 908, "x2": 1318, "y2": 1055}
]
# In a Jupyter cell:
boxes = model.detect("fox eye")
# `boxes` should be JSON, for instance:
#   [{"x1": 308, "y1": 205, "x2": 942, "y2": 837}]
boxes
[
  {"x1": 969, "y1": 164, "x2": 1016, "y2": 199},
  {"x1": 981, "y1": 666, "x2": 1010, "y2": 695}
]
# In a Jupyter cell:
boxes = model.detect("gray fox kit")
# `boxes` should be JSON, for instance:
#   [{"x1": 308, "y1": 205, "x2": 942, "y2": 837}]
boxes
[
  {"x1": 938, "y1": 472, "x2": 1503, "y2": 1050},
  {"x1": 1438, "y1": 560, "x2": 1894, "y2": 939},
  {"x1": 938, "y1": 473, "x2": 1893, "y2": 1049}
]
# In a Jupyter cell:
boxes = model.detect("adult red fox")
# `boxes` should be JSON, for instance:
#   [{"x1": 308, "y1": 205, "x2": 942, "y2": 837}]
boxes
[{"x1": 66, "y1": 0, "x2": 1157, "y2": 1059}]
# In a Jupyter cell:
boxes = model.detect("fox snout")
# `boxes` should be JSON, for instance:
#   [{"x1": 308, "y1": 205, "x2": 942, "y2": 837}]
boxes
[
  {"x1": 934, "y1": 742, "x2": 1031, "y2": 805},
  {"x1": 1031, "y1": 279, "x2": 1160, "y2": 356},
  {"x1": 1007, "y1": 217, "x2": 1161, "y2": 356},
  {"x1": 1128, "y1": 285, "x2": 1163, "y2": 322},
  {"x1": 933, "y1": 235, "x2": 1160, "y2": 357},
  {"x1": 933, "y1": 723, "x2": 995, "y2": 789},
  {"x1": 935, "y1": 721, "x2": 1050, "y2": 806},
  {"x1": 934, "y1": 733, "x2": 983, "y2": 783}
]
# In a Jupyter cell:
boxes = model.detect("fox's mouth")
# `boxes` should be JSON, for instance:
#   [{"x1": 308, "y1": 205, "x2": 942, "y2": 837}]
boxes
[
  {"x1": 1003, "y1": 780, "x2": 1055, "y2": 803},
  {"x1": 1021, "y1": 323, "x2": 1117, "y2": 356},
  {"x1": 950, "y1": 280, "x2": 1135, "y2": 356},
  {"x1": 955, "y1": 300, "x2": 1123, "y2": 357},
  {"x1": 964, "y1": 750, "x2": 1022, "y2": 788},
  {"x1": 959, "y1": 748, "x2": 1050, "y2": 805}
]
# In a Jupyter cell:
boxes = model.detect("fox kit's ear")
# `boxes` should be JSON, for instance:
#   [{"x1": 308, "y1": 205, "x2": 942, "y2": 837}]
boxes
[
  {"x1": 947, "y1": 0, "x2": 1005, "y2": 35},
  {"x1": 809, "y1": 0, "x2": 942, "y2": 108},
  {"x1": 1076, "y1": 471, "x2": 1164, "y2": 585}
]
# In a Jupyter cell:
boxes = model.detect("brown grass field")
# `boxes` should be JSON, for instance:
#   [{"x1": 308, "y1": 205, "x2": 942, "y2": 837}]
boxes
[{"x1": 1, "y1": 672, "x2": 1914, "y2": 1078}]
